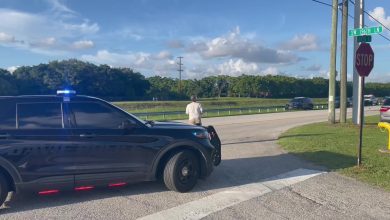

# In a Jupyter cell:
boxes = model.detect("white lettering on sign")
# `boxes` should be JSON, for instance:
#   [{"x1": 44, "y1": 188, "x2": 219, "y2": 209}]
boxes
[{"x1": 356, "y1": 54, "x2": 373, "y2": 66}]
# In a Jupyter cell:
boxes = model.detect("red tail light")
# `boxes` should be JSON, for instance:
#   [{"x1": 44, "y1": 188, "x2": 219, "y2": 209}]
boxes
[
  {"x1": 38, "y1": 189, "x2": 59, "y2": 195},
  {"x1": 75, "y1": 186, "x2": 94, "y2": 191},
  {"x1": 380, "y1": 107, "x2": 390, "y2": 112},
  {"x1": 108, "y1": 182, "x2": 127, "y2": 187}
]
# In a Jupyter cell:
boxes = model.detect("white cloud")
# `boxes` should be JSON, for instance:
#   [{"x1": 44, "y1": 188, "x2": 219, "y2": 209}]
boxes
[
  {"x1": 369, "y1": 7, "x2": 390, "y2": 31},
  {"x1": 81, "y1": 50, "x2": 177, "y2": 75},
  {"x1": 0, "y1": 7, "x2": 99, "y2": 54},
  {"x1": 366, "y1": 72, "x2": 390, "y2": 83},
  {"x1": 219, "y1": 59, "x2": 259, "y2": 76},
  {"x1": 72, "y1": 40, "x2": 94, "y2": 49},
  {"x1": 188, "y1": 27, "x2": 300, "y2": 64},
  {"x1": 46, "y1": 0, "x2": 76, "y2": 14},
  {"x1": 0, "y1": 32, "x2": 15, "y2": 43},
  {"x1": 30, "y1": 37, "x2": 56, "y2": 48},
  {"x1": 280, "y1": 34, "x2": 320, "y2": 51},
  {"x1": 156, "y1": 51, "x2": 173, "y2": 60},
  {"x1": 7, "y1": 66, "x2": 19, "y2": 73},
  {"x1": 263, "y1": 67, "x2": 279, "y2": 75}
]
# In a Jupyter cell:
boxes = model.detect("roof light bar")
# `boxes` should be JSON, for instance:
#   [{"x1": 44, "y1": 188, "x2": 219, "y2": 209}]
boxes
[{"x1": 57, "y1": 90, "x2": 76, "y2": 95}]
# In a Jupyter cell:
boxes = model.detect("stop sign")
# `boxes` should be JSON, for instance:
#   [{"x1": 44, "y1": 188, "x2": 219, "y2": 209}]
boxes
[{"x1": 355, "y1": 43, "x2": 374, "y2": 77}]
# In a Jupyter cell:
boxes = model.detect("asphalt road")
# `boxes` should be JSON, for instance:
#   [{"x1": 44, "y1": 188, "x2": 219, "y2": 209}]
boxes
[{"x1": 1, "y1": 107, "x2": 390, "y2": 219}]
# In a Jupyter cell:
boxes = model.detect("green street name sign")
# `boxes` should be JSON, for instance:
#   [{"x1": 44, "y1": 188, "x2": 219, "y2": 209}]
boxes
[
  {"x1": 357, "y1": 35, "x2": 372, "y2": 43},
  {"x1": 349, "y1": 26, "x2": 383, "y2": 37}
]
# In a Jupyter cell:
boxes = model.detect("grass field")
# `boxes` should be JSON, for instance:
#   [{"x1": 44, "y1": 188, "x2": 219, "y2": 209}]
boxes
[
  {"x1": 278, "y1": 115, "x2": 390, "y2": 191},
  {"x1": 113, "y1": 97, "x2": 328, "y2": 113}
]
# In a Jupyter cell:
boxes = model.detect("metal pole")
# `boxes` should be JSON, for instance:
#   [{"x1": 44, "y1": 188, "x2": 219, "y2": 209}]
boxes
[
  {"x1": 358, "y1": 76, "x2": 365, "y2": 166},
  {"x1": 328, "y1": 0, "x2": 338, "y2": 124},
  {"x1": 352, "y1": 0, "x2": 364, "y2": 125},
  {"x1": 340, "y1": 0, "x2": 348, "y2": 123}
]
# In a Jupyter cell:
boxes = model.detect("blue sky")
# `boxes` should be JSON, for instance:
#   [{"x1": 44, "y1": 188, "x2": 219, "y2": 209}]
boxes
[{"x1": 0, "y1": 0, "x2": 389, "y2": 81}]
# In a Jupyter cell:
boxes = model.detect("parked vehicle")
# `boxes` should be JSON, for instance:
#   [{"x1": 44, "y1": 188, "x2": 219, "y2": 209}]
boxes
[
  {"x1": 380, "y1": 98, "x2": 390, "y2": 122},
  {"x1": 0, "y1": 90, "x2": 221, "y2": 207},
  {"x1": 285, "y1": 97, "x2": 314, "y2": 110},
  {"x1": 364, "y1": 94, "x2": 378, "y2": 106},
  {"x1": 335, "y1": 97, "x2": 352, "y2": 108},
  {"x1": 347, "y1": 97, "x2": 353, "y2": 107}
]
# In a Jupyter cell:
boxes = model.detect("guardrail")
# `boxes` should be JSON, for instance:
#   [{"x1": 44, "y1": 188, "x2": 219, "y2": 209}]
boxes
[{"x1": 133, "y1": 104, "x2": 329, "y2": 121}]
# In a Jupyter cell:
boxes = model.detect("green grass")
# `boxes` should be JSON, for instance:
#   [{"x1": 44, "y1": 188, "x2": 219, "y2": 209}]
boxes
[
  {"x1": 278, "y1": 115, "x2": 390, "y2": 191},
  {"x1": 113, "y1": 97, "x2": 327, "y2": 113}
]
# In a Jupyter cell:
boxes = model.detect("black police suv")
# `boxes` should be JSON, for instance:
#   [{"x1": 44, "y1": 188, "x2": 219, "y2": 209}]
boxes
[
  {"x1": 0, "y1": 90, "x2": 221, "y2": 206},
  {"x1": 285, "y1": 97, "x2": 314, "y2": 110}
]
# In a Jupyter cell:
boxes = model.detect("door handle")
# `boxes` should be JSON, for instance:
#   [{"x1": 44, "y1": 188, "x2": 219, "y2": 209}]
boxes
[
  {"x1": 79, "y1": 133, "x2": 96, "y2": 138},
  {"x1": 0, "y1": 133, "x2": 11, "y2": 139}
]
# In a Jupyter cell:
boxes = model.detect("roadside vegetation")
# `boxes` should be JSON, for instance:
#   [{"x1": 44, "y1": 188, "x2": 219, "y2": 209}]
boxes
[
  {"x1": 114, "y1": 97, "x2": 327, "y2": 113},
  {"x1": 1, "y1": 59, "x2": 390, "y2": 101},
  {"x1": 113, "y1": 97, "x2": 328, "y2": 121},
  {"x1": 278, "y1": 115, "x2": 390, "y2": 191}
]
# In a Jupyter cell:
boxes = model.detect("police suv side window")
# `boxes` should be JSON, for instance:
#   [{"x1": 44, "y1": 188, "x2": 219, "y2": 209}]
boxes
[
  {"x1": 0, "y1": 101, "x2": 16, "y2": 129},
  {"x1": 69, "y1": 102, "x2": 130, "y2": 129},
  {"x1": 18, "y1": 103, "x2": 63, "y2": 129}
]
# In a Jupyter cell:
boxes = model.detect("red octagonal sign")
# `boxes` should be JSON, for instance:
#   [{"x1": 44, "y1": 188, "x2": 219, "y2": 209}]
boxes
[{"x1": 355, "y1": 43, "x2": 374, "y2": 77}]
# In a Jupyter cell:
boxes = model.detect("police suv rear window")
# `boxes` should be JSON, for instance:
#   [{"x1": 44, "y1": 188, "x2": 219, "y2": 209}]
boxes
[
  {"x1": 17, "y1": 103, "x2": 63, "y2": 129},
  {"x1": 0, "y1": 102, "x2": 16, "y2": 129}
]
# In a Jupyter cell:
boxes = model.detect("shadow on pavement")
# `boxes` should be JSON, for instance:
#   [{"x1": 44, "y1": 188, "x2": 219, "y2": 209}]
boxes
[
  {"x1": 223, "y1": 133, "x2": 331, "y2": 146},
  {"x1": 0, "y1": 150, "x2": 353, "y2": 214},
  {"x1": 289, "y1": 150, "x2": 356, "y2": 170}
]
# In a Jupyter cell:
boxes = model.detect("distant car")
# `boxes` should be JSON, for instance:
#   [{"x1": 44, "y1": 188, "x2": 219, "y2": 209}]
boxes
[
  {"x1": 335, "y1": 97, "x2": 340, "y2": 108},
  {"x1": 380, "y1": 98, "x2": 390, "y2": 122},
  {"x1": 285, "y1": 97, "x2": 314, "y2": 110},
  {"x1": 347, "y1": 97, "x2": 353, "y2": 107},
  {"x1": 335, "y1": 97, "x2": 352, "y2": 108},
  {"x1": 380, "y1": 96, "x2": 390, "y2": 105},
  {"x1": 364, "y1": 94, "x2": 378, "y2": 106}
]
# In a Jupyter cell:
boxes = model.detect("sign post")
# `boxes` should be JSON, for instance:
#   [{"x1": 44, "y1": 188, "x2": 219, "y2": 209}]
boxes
[{"x1": 355, "y1": 42, "x2": 374, "y2": 166}]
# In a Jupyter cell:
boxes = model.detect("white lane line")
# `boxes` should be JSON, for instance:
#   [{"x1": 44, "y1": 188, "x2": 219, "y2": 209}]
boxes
[{"x1": 138, "y1": 168, "x2": 325, "y2": 220}]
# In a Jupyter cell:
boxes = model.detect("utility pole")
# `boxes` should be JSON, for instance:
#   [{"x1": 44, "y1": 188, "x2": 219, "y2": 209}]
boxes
[
  {"x1": 177, "y1": 56, "x2": 183, "y2": 94},
  {"x1": 353, "y1": 0, "x2": 364, "y2": 125},
  {"x1": 340, "y1": 0, "x2": 348, "y2": 123},
  {"x1": 328, "y1": 0, "x2": 338, "y2": 124}
]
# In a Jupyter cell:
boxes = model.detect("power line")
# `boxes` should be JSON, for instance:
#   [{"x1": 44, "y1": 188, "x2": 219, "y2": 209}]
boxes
[
  {"x1": 311, "y1": 0, "x2": 332, "y2": 7},
  {"x1": 349, "y1": 0, "x2": 390, "y2": 32},
  {"x1": 311, "y1": 0, "x2": 390, "y2": 42}
]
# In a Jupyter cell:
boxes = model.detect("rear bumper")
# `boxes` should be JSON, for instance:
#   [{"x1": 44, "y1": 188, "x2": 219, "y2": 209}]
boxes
[{"x1": 380, "y1": 114, "x2": 390, "y2": 122}]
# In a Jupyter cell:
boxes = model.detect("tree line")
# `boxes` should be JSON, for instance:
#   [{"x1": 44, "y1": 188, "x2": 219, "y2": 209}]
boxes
[{"x1": 0, "y1": 59, "x2": 389, "y2": 100}]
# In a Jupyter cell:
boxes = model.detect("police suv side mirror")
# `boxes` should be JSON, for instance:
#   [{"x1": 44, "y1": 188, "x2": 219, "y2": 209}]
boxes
[{"x1": 120, "y1": 120, "x2": 136, "y2": 130}]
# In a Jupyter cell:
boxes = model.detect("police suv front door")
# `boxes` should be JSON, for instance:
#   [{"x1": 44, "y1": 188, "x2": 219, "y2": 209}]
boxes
[{"x1": 67, "y1": 101, "x2": 147, "y2": 186}]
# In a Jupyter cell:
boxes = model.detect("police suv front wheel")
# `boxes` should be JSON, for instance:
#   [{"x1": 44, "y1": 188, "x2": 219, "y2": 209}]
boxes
[{"x1": 163, "y1": 150, "x2": 199, "y2": 192}]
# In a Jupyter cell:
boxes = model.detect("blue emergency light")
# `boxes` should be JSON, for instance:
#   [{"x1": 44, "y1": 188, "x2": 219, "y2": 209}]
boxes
[
  {"x1": 57, "y1": 89, "x2": 76, "y2": 102},
  {"x1": 56, "y1": 90, "x2": 76, "y2": 95}
]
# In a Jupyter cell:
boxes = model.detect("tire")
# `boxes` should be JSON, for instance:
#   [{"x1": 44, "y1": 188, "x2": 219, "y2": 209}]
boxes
[
  {"x1": 163, "y1": 150, "x2": 199, "y2": 192},
  {"x1": 0, "y1": 173, "x2": 9, "y2": 207}
]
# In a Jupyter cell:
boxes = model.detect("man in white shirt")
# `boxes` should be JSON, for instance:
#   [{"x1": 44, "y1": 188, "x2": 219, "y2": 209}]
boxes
[{"x1": 186, "y1": 95, "x2": 203, "y2": 126}]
